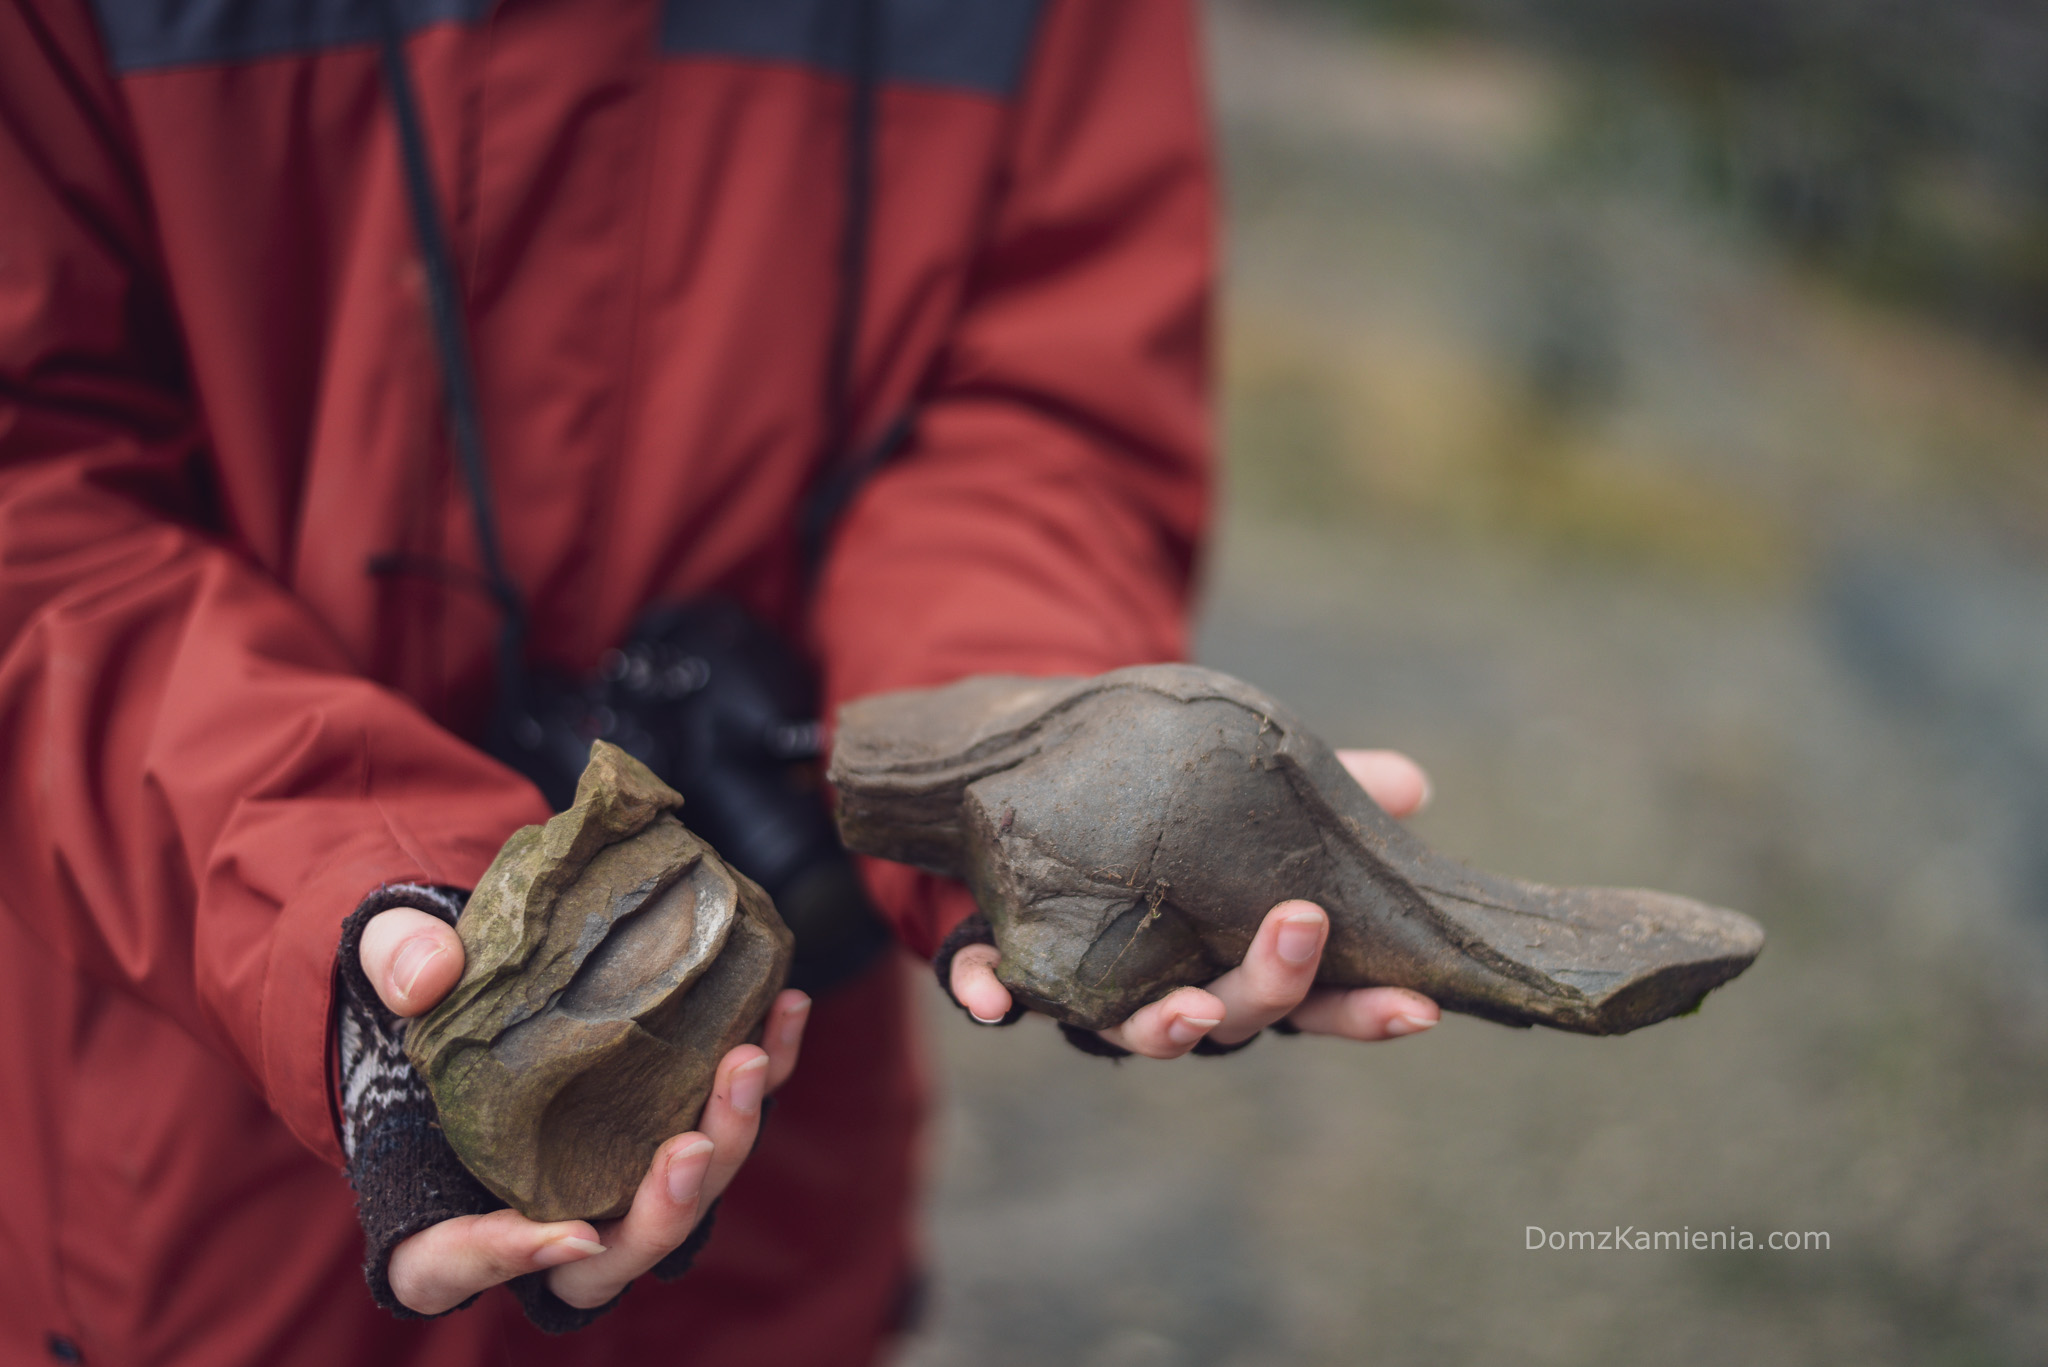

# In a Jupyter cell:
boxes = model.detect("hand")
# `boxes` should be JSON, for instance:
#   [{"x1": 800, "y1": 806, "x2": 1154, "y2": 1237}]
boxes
[
  {"x1": 948, "y1": 748, "x2": 1443, "y2": 1057},
  {"x1": 357, "y1": 909, "x2": 811, "y2": 1313}
]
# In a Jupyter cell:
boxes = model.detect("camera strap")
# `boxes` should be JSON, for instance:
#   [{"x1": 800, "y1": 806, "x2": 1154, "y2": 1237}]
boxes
[
  {"x1": 799, "y1": 0, "x2": 919, "y2": 574},
  {"x1": 378, "y1": 4, "x2": 528, "y2": 726},
  {"x1": 375, "y1": 1, "x2": 898, "y2": 704}
]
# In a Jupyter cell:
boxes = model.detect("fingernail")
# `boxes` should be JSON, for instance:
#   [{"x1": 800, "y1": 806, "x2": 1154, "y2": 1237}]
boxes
[
  {"x1": 666, "y1": 1139, "x2": 712, "y2": 1203},
  {"x1": 1276, "y1": 910, "x2": 1324, "y2": 964},
  {"x1": 729, "y1": 1054, "x2": 769, "y2": 1115},
  {"x1": 391, "y1": 939, "x2": 446, "y2": 1005},
  {"x1": 533, "y1": 1235, "x2": 607, "y2": 1268},
  {"x1": 1167, "y1": 1015, "x2": 1222, "y2": 1046},
  {"x1": 1385, "y1": 1014, "x2": 1436, "y2": 1037},
  {"x1": 1415, "y1": 774, "x2": 1434, "y2": 812},
  {"x1": 969, "y1": 1006, "x2": 1006, "y2": 1025},
  {"x1": 779, "y1": 995, "x2": 811, "y2": 1049}
]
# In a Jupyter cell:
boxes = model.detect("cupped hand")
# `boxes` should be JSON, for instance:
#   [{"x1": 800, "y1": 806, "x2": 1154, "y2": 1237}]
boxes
[
  {"x1": 358, "y1": 910, "x2": 811, "y2": 1314},
  {"x1": 949, "y1": 747, "x2": 1443, "y2": 1057}
]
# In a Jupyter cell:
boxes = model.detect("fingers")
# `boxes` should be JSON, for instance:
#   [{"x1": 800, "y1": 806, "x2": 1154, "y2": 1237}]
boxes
[
  {"x1": 382, "y1": 967, "x2": 806, "y2": 1314},
  {"x1": 1096, "y1": 984, "x2": 1227, "y2": 1059},
  {"x1": 545, "y1": 1131, "x2": 717, "y2": 1309},
  {"x1": 1202, "y1": 900, "x2": 1328, "y2": 1046},
  {"x1": 761, "y1": 989, "x2": 810, "y2": 1093},
  {"x1": 546, "y1": 1038, "x2": 791, "y2": 1309},
  {"x1": 387, "y1": 1208, "x2": 606, "y2": 1315},
  {"x1": 949, "y1": 942, "x2": 1014, "y2": 1023},
  {"x1": 359, "y1": 907, "x2": 467, "y2": 1017},
  {"x1": 545, "y1": 1038, "x2": 785, "y2": 1308},
  {"x1": 1287, "y1": 985, "x2": 1440, "y2": 1041},
  {"x1": 1335, "y1": 748, "x2": 1432, "y2": 819},
  {"x1": 693, "y1": 1044, "x2": 771, "y2": 1205}
]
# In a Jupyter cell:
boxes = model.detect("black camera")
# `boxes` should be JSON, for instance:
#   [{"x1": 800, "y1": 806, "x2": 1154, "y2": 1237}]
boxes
[{"x1": 493, "y1": 599, "x2": 890, "y2": 995}]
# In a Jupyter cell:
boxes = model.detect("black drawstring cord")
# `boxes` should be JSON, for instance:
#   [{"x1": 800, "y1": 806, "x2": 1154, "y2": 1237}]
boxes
[
  {"x1": 802, "y1": 0, "x2": 912, "y2": 578},
  {"x1": 799, "y1": 407, "x2": 914, "y2": 573},
  {"x1": 798, "y1": 0, "x2": 921, "y2": 582},
  {"x1": 366, "y1": 551, "x2": 501, "y2": 602},
  {"x1": 823, "y1": 0, "x2": 881, "y2": 484},
  {"x1": 377, "y1": 9, "x2": 530, "y2": 725}
]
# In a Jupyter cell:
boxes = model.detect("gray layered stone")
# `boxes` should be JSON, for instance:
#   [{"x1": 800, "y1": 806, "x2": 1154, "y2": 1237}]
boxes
[{"x1": 830, "y1": 665, "x2": 1761, "y2": 1034}]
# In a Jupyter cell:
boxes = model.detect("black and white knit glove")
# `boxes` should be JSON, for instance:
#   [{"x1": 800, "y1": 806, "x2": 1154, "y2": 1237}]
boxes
[{"x1": 334, "y1": 884, "x2": 717, "y2": 1332}]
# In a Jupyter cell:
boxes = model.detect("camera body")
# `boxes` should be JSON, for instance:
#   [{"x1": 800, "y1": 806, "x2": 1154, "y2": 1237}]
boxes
[{"x1": 494, "y1": 599, "x2": 889, "y2": 994}]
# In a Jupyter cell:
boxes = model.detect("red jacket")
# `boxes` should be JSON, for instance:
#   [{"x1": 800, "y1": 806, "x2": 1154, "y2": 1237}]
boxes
[{"x1": 0, "y1": 0, "x2": 1211, "y2": 1362}]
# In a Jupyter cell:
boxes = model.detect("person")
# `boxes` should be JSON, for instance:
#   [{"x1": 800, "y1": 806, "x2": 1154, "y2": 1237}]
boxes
[{"x1": 0, "y1": 0, "x2": 1439, "y2": 1363}]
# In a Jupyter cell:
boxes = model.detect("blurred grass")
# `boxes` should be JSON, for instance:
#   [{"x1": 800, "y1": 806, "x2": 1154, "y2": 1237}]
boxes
[
  {"x1": 1219, "y1": 2, "x2": 2048, "y2": 564},
  {"x1": 896, "y1": 7, "x2": 2048, "y2": 1366},
  {"x1": 1321, "y1": 0, "x2": 2048, "y2": 351},
  {"x1": 1224, "y1": 316, "x2": 1799, "y2": 585}
]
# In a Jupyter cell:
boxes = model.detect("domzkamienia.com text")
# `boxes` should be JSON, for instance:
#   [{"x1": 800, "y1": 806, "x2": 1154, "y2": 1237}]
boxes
[{"x1": 1526, "y1": 1226, "x2": 1830, "y2": 1252}]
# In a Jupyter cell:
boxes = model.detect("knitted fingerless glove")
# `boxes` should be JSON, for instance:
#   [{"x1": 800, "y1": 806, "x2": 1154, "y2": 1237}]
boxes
[{"x1": 334, "y1": 884, "x2": 716, "y2": 1333}]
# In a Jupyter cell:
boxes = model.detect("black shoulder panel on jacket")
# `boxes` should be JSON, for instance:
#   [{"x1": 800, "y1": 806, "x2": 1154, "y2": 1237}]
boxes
[
  {"x1": 91, "y1": 0, "x2": 1047, "y2": 96},
  {"x1": 90, "y1": 0, "x2": 486, "y2": 72},
  {"x1": 662, "y1": 0, "x2": 1047, "y2": 98}
]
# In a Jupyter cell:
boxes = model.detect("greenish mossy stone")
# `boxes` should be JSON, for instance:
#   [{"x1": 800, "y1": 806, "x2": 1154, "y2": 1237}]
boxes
[{"x1": 406, "y1": 742, "x2": 792, "y2": 1222}]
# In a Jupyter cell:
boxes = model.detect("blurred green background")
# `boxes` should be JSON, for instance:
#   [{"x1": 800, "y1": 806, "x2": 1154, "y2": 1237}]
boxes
[{"x1": 896, "y1": 2, "x2": 2048, "y2": 1363}]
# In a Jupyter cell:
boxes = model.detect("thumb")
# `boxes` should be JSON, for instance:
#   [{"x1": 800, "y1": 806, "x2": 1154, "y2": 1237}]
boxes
[
  {"x1": 949, "y1": 942, "x2": 1013, "y2": 1023},
  {"x1": 359, "y1": 907, "x2": 467, "y2": 1017},
  {"x1": 1335, "y1": 748, "x2": 1432, "y2": 818}
]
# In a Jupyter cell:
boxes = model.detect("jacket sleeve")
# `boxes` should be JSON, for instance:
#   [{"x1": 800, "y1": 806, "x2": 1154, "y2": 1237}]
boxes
[
  {"x1": 811, "y1": 0, "x2": 1215, "y2": 957},
  {"x1": 0, "y1": 1, "x2": 550, "y2": 1168}
]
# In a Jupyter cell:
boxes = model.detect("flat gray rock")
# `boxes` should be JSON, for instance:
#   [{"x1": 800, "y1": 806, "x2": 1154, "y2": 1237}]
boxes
[
  {"x1": 830, "y1": 665, "x2": 1761, "y2": 1034},
  {"x1": 406, "y1": 742, "x2": 792, "y2": 1222}
]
